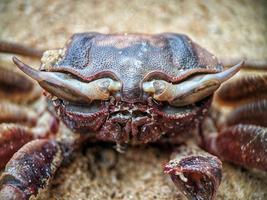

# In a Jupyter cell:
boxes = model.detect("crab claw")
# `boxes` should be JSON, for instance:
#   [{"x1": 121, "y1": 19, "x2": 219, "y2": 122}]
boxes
[
  {"x1": 164, "y1": 146, "x2": 222, "y2": 200},
  {"x1": 143, "y1": 61, "x2": 243, "y2": 106},
  {"x1": 13, "y1": 57, "x2": 121, "y2": 103}
]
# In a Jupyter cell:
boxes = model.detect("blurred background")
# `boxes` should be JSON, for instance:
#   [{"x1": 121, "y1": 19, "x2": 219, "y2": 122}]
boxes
[
  {"x1": 0, "y1": 1, "x2": 266, "y2": 200},
  {"x1": 0, "y1": 0, "x2": 266, "y2": 60}
]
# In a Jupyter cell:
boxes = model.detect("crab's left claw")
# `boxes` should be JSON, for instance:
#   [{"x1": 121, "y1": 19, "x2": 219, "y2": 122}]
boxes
[{"x1": 164, "y1": 146, "x2": 222, "y2": 200}]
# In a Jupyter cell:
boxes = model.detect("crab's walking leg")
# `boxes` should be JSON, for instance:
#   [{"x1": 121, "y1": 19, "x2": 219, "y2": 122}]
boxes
[
  {"x1": 0, "y1": 41, "x2": 44, "y2": 58},
  {"x1": 221, "y1": 57, "x2": 267, "y2": 70},
  {"x1": 0, "y1": 125, "x2": 34, "y2": 169},
  {"x1": 206, "y1": 124, "x2": 267, "y2": 172},
  {"x1": 0, "y1": 130, "x2": 83, "y2": 200},
  {"x1": 202, "y1": 102, "x2": 267, "y2": 171},
  {"x1": 0, "y1": 66, "x2": 41, "y2": 103},
  {"x1": 0, "y1": 113, "x2": 59, "y2": 169},
  {"x1": 206, "y1": 71, "x2": 267, "y2": 171},
  {"x1": 164, "y1": 146, "x2": 222, "y2": 200},
  {"x1": 0, "y1": 139, "x2": 63, "y2": 200},
  {"x1": 203, "y1": 101, "x2": 267, "y2": 172}
]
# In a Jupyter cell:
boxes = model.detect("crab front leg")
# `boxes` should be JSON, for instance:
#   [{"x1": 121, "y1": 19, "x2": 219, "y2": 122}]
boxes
[
  {"x1": 0, "y1": 139, "x2": 63, "y2": 200},
  {"x1": 0, "y1": 131, "x2": 83, "y2": 200},
  {"x1": 0, "y1": 110, "x2": 59, "y2": 169},
  {"x1": 164, "y1": 63, "x2": 267, "y2": 199},
  {"x1": 164, "y1": 145, "x2": 222, "y2": 200}
]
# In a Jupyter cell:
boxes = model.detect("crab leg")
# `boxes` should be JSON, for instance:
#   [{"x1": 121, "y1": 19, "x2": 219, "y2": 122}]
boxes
[
  {"x1": 0, "y1": 65, "x2": 41, "y2": 103},
  {"x1": 0, "y1": 139, "x2": 62, "y2": 200},
  {"x1": 0, "y1": 113, "x2": 59, "y2": 169},
  {"x1": 164, "y1": 145, "x2": 222, "y2": 200},
  {"x1": 0, "y1": 101, "x2": 37, "y2": 125},
  {"x1": 0, "y1": 41, "x2": 44, "y2": 58},
  {"x1": 202, "y1": 102, "x2": 267, "y2": 171},
  {"x1": 207, "y1": 69, "x2": 267, "y2": 171},
  {"x1": 0, "y1": 124, "x2": 34, "y2": 169},
  {"x1": 221, "y1": 57, "x2": 267, "y2": 69},
  {"x1": 206, "y1": 124, "x2": 267, "y2": 172},
  {"x1": 0, "y1": 131, "x2": 84, "y2": 200}
]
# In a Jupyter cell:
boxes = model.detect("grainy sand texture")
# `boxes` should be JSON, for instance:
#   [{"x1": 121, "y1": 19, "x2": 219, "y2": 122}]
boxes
[{"x1": 0, "y1": 1, "x2": 266, "y2": 200}]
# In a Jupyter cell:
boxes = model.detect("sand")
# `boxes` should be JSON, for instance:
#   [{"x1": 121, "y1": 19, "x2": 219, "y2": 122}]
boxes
[{"x1": 0, "y1": 0, "x2": 266, "y2": 199}]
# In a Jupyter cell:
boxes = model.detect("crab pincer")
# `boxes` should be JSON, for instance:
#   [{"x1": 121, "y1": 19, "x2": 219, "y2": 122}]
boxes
[{"x1": 164, "y1": 146, "x2": 222, "y2": 200}]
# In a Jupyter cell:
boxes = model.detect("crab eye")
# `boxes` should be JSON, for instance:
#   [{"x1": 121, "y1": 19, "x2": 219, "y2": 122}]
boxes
[
  {"x1": 143, "y1": 62, "x2": 243, "y2": 106},
  {"x1": 13, "y1": 57, "x2": 122, "y2": 103}
]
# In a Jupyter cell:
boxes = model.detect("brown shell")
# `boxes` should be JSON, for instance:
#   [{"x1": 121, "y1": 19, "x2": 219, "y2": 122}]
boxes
[{"x1": 41, "y1": 32, "x2": 223, "y2": 102}]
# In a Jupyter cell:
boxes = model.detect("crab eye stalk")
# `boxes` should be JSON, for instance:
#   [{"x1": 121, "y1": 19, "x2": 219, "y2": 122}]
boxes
[
  {"x1": 13, "y1": 57, "x2": 122, "y2": 103},
  {"x1": 143, "y1": 61, "x2": 243, "y2": 106}
]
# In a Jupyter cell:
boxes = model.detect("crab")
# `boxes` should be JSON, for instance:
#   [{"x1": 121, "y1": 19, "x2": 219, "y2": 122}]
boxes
[{"x1": 0, "y1": 33, "x2": 266, "y2": 200}]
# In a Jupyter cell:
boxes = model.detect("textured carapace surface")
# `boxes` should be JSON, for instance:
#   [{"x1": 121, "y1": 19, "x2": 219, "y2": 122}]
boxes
[
  {"x1": 41, "y1": 33, "x2": 223, "y2": 144},
  {"x1": 42, "y1": 33, "x2": 223, "y2": 101}
]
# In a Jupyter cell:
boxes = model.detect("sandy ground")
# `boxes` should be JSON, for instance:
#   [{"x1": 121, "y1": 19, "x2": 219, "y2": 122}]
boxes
[{"x1": 0, "y1": 0, "x2": 267, "y2": 200}]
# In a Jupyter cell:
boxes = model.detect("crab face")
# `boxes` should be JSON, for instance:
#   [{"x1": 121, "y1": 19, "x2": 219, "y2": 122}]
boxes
[{"x1": 14, "y1": 33, "x2": 242, "y2": 144}]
